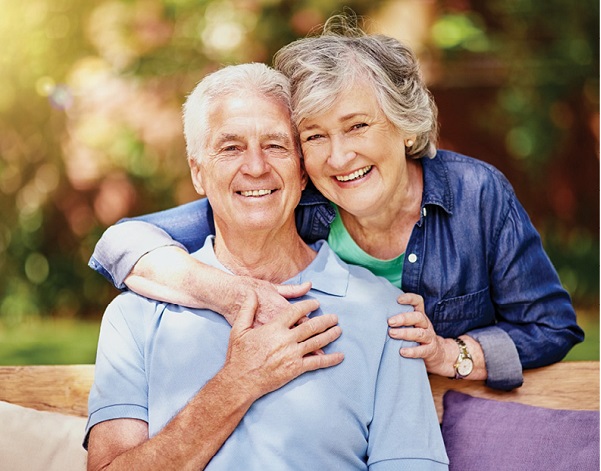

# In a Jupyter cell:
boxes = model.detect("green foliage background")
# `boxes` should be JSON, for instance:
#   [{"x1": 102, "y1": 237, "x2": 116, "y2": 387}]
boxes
[{"x1": 0, "y1": 0, "x2": 598, "y2": 337}]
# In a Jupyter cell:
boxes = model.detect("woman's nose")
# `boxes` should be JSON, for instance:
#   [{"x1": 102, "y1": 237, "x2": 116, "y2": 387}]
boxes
[{"x1": 327, "y1": 135, "x2": 356, "y2": 169}]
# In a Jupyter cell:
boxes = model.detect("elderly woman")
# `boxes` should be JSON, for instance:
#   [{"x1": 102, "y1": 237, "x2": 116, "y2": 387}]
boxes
[{"x1": 90, "y1": 18, "x2": 583, "y2": 390}]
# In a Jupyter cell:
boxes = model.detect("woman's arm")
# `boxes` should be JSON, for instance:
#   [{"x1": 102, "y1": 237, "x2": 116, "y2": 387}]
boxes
[
  {"x1": 480, "y1": 193, "x2": 584, "y2": 368},
  {"x1": 89, "y1": 199, "x2": 311, "y2": 324},
  {"x1": 126, "y1": 244, "x2": 312, "y2": 325},
  {"x1": 389, "y1": 187, "x2": 584, "y2": 390},
  {"x1": 89, "y1": 199, "x2": 213, "y2": 289}
]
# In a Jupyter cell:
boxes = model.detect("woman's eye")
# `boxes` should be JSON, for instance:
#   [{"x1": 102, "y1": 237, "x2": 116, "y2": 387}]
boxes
[
  {"x1": 351, "y1": 123, "x2": 368, "y2": 131},
  {"x1": 305, "y1": 134, "x2": 324, "y2": 142}
]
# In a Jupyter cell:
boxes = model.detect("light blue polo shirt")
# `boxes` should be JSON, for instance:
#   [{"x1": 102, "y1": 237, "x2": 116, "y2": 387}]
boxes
[{"x1": 86, "y1": 238, "x2": 448, "y2": 470}]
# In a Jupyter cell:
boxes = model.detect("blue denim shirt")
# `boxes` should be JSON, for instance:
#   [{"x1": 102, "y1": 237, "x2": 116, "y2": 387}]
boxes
[{"x1": 89, "y1": 150, "x2": 583, "y2": 390}]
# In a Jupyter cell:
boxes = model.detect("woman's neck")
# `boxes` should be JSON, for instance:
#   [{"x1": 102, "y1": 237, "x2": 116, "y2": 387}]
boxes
[{"x1": 339, "y1": 159, "x2": 423, "y2": 259}]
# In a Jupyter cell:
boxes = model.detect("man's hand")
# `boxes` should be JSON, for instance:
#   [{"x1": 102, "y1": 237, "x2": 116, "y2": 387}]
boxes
[{"x1": 223, "y1": 291, "x2": 344, "y2": 400}]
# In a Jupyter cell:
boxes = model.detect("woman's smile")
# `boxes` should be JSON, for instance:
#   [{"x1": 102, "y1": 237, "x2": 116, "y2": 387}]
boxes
[{"x1": 334, "y1": 165, "x2": 373, "y2": 183}]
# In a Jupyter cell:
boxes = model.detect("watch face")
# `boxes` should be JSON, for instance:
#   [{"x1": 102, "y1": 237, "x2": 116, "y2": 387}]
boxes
[{"x1": 457, "y1": 359, "x2": 474, "y2": 376}]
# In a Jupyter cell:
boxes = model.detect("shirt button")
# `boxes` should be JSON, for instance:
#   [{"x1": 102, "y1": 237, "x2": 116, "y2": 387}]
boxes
[
  {"x1": 408, "y1": 253, "x2": 418, "y2": 263},
  {"x1": 422, "y1": 207, "x2": 427, "y2": 217}
]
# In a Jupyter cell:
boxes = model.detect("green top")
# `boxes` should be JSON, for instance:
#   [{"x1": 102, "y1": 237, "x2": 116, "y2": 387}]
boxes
[{"x1": 327, "y1": 205, "x2": 404, "y2": 288}]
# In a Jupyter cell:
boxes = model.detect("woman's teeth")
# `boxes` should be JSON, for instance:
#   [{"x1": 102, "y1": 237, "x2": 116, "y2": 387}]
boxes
[{"x1": 335, "y1": 166, "x2": 372, "y2": 182}]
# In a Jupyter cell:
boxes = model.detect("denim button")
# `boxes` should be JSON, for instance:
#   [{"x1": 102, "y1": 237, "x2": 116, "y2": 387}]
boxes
[
  {"x1": 408, "y1": 253, "x2": 417, "y2": 263},
  {"x1": 422, "y1": 207, "x2": 427, "y2": 217}
]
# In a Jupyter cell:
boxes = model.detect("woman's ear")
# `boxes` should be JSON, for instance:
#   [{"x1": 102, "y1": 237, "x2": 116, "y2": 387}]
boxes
[
  {"x1": 188, "y1": 158, "x2": 206, "y2": 197},
  {"x1": 404, "y1": 134, "x2": 418, "y2": 148}
]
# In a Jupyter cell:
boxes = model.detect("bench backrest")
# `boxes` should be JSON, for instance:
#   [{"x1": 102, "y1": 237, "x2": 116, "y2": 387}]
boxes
[{"x1": 0, "y1": 362, "x2": 598, "y2": 420}]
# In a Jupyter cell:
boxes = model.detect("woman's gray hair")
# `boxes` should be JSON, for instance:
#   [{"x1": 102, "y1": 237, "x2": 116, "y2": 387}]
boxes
[
  {"x1": 183, "y1": 62, "x2": 296, "y2": 162},
  {"x1": 273, "y1": 15, "x2": 438, "y2": 159}
]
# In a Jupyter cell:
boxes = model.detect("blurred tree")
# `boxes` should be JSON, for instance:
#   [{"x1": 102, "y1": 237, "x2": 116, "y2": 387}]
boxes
[
  {"x1": 0, "y1": 0, "x2": 598, "y2": 327},
  {"x1": 429, "y1": 0, "x2": 599, "y2": 305}
]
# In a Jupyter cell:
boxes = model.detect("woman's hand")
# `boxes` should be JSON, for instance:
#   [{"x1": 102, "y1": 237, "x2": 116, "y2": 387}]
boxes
[
  {"x1": 388, "y1": 293, "x2": 487, "y2": 379},
  {"x1": 387, "y1": 293, "x2": 452, "y2": 376},
  {"x1": 227, "y1": 278, "x2": 312, "y2": 327}
]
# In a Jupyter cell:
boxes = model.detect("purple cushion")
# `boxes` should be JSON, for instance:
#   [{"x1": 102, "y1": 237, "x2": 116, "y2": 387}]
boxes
[{"x1": 441, "y1": 390, "x2": 600, "y2": 471}]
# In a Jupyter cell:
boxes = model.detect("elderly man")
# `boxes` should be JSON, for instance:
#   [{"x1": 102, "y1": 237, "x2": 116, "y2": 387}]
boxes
[{"x1": 85, "y1": 63, "x2": 448, "y2": 470}]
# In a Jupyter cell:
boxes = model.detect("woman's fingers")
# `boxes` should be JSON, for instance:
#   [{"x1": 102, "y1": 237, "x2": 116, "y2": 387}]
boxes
[
  {"x1": 398, "y1": 343, "x2": 433, "y2": 359},
  {"x1": 275, "y1": 281, "x2": 312, "y2": 299},
  {"x1": 388, "y1": 310, "x2": 430, "y2": 329},
  {"x1": 389, "y1": 326, "x2": 431, "y2": 343},
  {"x1": 397, "y1": 292, "x2": 425, "y2": 310}
]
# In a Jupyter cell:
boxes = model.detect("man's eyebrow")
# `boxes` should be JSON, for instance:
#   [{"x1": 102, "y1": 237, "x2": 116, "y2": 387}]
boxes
[
  {"x1": 214, "y1": 133, "x2": 241, "y2": 146},
  {"x1": 263, "y1": 132, "x2": 293, "y2": 143}
]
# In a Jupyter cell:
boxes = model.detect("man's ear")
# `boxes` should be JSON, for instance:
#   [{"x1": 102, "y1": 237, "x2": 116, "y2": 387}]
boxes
[{"x1": 188, "y1": 158, "x2": 206, "y2": 197}]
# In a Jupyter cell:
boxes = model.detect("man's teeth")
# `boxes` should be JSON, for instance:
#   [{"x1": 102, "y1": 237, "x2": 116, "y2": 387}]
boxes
[
  {"x1": 335, "y1": 166, "x2": 372, "y2": 182},
  {"x1": 239, "y1": 189, "x2": 273, "y2": 197}
]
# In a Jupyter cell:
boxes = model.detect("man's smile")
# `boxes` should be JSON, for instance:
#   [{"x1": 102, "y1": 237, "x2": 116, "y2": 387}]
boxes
[{"x1": 237, "y1": 189, "x2": 276, "y2": 197}]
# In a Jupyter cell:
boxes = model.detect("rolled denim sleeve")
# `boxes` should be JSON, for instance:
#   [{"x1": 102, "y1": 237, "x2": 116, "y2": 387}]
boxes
[
  {"x1": 89, "y1": 198, "x2": 215, "y2": 289},
  {"x1": 469, "y1": 326, "x2": 523, "y2": 390},
  {"x1": 487, "y1": 182, "x2": 583, "y2": 372},
  {"x1": 89, "y1": 221, "x2": 186, "y2": 289}
]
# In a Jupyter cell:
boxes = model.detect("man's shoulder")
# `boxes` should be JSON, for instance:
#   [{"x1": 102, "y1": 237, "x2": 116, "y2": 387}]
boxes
[
  {"x1": 104, "y1": 290, "x2": 167, "y2": 326},
  {"x1": 346, "y1": 263, "x2": 406, "y2": 304},
  {"x1": 313, "y1": 241, "x2": 407, "y2": 312}
]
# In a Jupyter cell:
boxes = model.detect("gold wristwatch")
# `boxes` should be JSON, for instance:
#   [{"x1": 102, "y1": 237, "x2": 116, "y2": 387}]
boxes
[{"x1": 453, "y1": 338, "x2": 474, "y2": 379}]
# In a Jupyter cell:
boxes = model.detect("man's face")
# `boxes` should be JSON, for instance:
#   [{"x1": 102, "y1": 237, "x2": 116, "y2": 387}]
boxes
[{"x1": 190, "y1": 92, "x2": 306, "y2": 235}]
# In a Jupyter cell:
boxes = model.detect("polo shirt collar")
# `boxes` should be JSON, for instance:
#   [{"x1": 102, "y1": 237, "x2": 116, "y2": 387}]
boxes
[
  {"x1": 193, "y1": 237, "x2": 348, "y2": 298},
  {"x1": 287, "y1": 240, "x2": 348, "y2": 297}
]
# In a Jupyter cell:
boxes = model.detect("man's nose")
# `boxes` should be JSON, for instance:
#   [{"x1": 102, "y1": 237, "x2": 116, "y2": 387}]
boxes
[
  {"x1": 241, "y1": 146, "x2": 270, "y2": 176},
  {"x1": 327, "y1": 135, "x2": 356, "y2": 169}
]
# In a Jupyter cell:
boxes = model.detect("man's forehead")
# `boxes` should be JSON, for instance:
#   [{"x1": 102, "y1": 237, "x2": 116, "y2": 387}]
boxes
[{"x1": 206, "y1": 93, "x2": 294, "y2": 138}]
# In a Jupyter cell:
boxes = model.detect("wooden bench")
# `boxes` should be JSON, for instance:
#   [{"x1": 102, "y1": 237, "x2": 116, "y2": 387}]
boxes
[{"x1": 0, "y1": 361, "x2": 598, "y2": 420}]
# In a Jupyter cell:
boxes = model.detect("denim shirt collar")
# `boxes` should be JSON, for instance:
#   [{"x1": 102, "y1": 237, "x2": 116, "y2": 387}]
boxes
[{"x1": 421, "y1": 151, "x2": 454, "y2": 217}]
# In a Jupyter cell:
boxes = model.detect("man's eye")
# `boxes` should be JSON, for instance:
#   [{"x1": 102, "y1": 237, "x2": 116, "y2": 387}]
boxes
[{"x1": 223, "y1": 145, "x2": 239, "y2": 152}]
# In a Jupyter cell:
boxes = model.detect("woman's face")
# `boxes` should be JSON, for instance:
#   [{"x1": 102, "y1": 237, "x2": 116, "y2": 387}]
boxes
[{"x1": 298, "y1": 83, "x2": 413, "y2": 219}]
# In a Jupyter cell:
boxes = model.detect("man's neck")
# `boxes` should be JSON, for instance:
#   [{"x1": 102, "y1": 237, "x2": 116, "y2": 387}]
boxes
[{"x1": 213, "y1": 224, "x2": 316, "y2": 283}]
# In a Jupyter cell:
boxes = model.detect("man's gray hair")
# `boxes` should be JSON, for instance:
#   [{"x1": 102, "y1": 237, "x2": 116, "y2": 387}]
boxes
[
  {"x1": 183, "y1": 63, "x2": 294, "y2": 162},
  {"x1": 273, "y1": 15, "x2": 438, "y2": 159}
]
